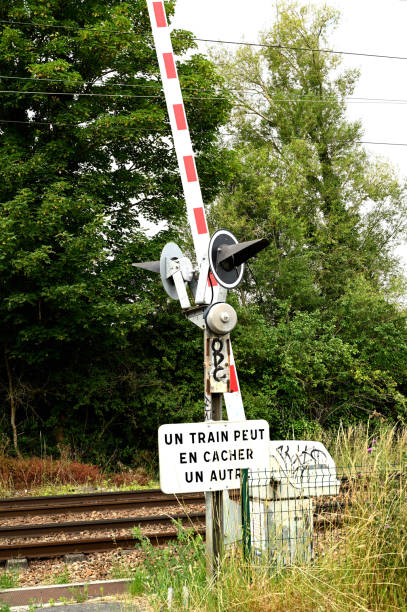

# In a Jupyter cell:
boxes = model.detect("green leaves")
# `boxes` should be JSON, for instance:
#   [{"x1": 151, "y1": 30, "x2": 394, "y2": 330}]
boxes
[
  {"x1": 210, "y1": 1, "x2": 407, "y2": 434},
  {"x1": 0, "y1": 0, "x2": 231, "y2": 457}
]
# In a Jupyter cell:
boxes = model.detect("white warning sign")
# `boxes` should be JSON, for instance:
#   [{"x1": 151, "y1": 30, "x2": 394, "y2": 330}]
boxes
[{"x1": 158, "y1": 420, "x2": 269, "y2": 494}]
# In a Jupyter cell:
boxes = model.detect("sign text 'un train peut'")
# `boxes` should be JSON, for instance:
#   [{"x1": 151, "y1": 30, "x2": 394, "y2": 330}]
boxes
[{"x1": 158, "y1": 420, "x2": 270, "y2": 494}]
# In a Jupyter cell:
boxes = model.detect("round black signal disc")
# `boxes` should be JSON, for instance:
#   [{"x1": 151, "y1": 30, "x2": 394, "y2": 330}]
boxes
[{"x1": 208, "y1": 230, "x2": 245, "y2": 289}]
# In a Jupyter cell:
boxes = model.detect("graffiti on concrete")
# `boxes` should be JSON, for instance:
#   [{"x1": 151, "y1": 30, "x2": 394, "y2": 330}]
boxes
[{"x1": 275, "y1": 443, "x2": 329, "y2": 479}]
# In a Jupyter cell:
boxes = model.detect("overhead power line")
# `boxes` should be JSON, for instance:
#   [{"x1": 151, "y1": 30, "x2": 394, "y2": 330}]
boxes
[
  {"x1": 3, "y1": 87, "x2": 407, "y2": 105},
  {"x1": 0, "y1": 89, "x2": 228, "y2": 101},
  {"x1": 0, "y1": 75, "x2": 164, "y2": 88},
  {"x1": 361, "y1": 141, "x2": 407, "y2": 147},
  {"x1": 0, "y1": 19, "x2": 138, "y2": 34},
  {"x1": 0, "y1": 118, "x2": 406, "y2": 147},
  {"x1": 194, "y1": 38, "x2": 407, "y2": 61},
  {"x1": 0, "y1": 118, "x2": 166, "y2": 130},
  {"x1": 2, "y1": 76, "x2": 407, "y2": 106},
  {"x1": 0, "y1": 89, "x2": 160, "y2": 99},
  {"x1": 1, "y1": 18, "x2": 407, "y2": 62}
]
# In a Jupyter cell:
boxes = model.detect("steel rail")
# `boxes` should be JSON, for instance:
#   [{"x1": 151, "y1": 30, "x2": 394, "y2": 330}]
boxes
[
  {"x1": 0, "y1": 501, "x2": 349, "y2": 561},
  {"x1": 0, "y1": 511, "x2": 205, "y2": 538},
  {"x1": 0, "y1": 527, "x2": 206, "y2": 561},
  {"x1": 0, "y1": 490, "x2": 205, "y2": 518}
]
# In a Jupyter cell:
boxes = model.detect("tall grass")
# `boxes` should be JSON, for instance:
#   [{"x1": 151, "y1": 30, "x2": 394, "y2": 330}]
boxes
[
  {"x1": 326, "y1": 422, "x2": 407, "y2": 471},
  {"x1": 131, "y1": 424, "x2": 407, "y2": 611}
]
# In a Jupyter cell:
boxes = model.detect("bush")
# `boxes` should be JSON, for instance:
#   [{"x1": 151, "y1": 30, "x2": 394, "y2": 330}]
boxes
[
  {"x1": 0, "y1": 456, "x2": 101, "y2": 490},
  {"x1": 111, "y1": 467, "x2": 150, "y2": 488}
]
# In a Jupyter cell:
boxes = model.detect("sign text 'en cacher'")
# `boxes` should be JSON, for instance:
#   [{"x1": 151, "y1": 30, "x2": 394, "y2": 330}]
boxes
[{"x1": 158, "y1": 420, "x2": 270, "y2": 494}]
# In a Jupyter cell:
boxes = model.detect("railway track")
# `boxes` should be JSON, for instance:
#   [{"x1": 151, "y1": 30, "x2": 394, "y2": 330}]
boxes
[
  {"x1": 0, "y1": 528, "x2": 207, "y2": 561},
  {"x1": 0, "y1": 479, "x2": 366, "y2": 562},
  {"x1": 0, "y1": 489, "x2": 205, "y2": 519},
  {"x1": 0, "y1": 511, "x2": 206, "y2": 561},
  {"x1": 0, "y1": 489, "x2": 206, "y2": 561}
]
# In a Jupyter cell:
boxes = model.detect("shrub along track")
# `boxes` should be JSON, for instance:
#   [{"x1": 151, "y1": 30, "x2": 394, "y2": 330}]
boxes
[{"x1": 0, "y1": 489, "x2": 206, "y2": 561}]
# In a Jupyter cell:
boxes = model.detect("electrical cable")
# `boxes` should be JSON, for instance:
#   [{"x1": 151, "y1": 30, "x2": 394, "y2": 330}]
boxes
[
  {"x1": 0, "y1": 89, "x2": 231, "y2": 100},
  {"x1": 0, "y1": 19, "x2": 137, "y2": 34},
  {"x1": 0, "y1": 118, "x2": 167, "y2": 130},
  {"x1": 3, "y1": 87, "x2": 407, "y2": 105},
  {"x1": 208, "y1": 272, "x2": 214, "y2": 305},
  {"x1": 0, "y1": 119, "x2": 406, "y2": 147},
  {"x1": 0, "y1": 75, "x2": 164, "y2": 88},
  {"x1": 0, "y1": 89, "x2": 160, "y2": 98},
  {"x1": 194, "y1": 38, "x2": 407, "y2": 61},
  {"x1": 1, "y1": 18, "x2": 407, "y2": 62},
  {"x1": 0, "y1": 76, "x2": 405, "y2": 106}
]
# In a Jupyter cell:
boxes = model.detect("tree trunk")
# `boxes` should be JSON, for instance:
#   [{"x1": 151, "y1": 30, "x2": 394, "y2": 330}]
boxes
[{"x1": 4, "y1": 351, "x2": 21, "y2": 457}]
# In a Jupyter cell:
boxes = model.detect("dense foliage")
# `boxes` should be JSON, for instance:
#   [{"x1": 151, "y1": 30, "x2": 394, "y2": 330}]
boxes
[
  {"x1": 210, "y1": 2, "x2": 407, "y2": 436},
  {"x1": 0, "y1": 0, "x2": 230, "y2": 461},
  {"x1": 1, "y1": 0, "x2": 407, "y2": 464}
]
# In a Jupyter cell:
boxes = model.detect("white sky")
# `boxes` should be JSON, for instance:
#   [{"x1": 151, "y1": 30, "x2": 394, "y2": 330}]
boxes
[{"x1": 172, "y1": 0, "x2": 407, "y2": 269}]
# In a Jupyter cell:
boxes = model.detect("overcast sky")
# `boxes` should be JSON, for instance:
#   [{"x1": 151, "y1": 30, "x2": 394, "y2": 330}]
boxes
[{"x1": 172, "y1": 0, "x2": 407, "y2": 268}]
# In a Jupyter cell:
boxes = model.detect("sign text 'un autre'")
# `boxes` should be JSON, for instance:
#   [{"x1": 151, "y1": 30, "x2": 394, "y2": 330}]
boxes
[{"x1": 158, "y1": 420, "x2": 270, "y2": 494}]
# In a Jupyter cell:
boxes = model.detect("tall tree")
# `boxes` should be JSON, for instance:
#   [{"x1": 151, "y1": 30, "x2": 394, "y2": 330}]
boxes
[
  {"x1": 210, "y1": 2, "x2": 407, "y2": 434},
  {"x1": 0, "y1": 0, "x2": 230, "y2": 456}
]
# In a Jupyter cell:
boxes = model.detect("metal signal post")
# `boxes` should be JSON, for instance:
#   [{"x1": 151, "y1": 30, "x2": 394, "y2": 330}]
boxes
[{"x1": 137, "y1": 0, "x2": 269, "y2": 577}]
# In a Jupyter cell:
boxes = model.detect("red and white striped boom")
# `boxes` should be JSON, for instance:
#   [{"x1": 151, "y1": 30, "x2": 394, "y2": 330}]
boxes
[
  {"x1": 146, "y1": 0, "x2": 245, "y2": 421},
  {"x1": 146, "y1": 1, "x2": 210, "y2": 264}
]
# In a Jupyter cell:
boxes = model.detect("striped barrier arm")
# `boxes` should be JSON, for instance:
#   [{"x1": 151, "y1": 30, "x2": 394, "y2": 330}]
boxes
[{"x1": 146, "y1": 0, "x2": 245, "y2": 421}]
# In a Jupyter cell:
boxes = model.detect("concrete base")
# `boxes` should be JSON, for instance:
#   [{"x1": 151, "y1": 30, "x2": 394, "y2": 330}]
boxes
[
  {"x1": 0, "y1": 579, "x2": 131, "y2": 607},
  {"x1": 5, "y1": 559, "x2": 28, "y2": 571},
  {"x1": 64, "y1": 554, "x2": 86, "y2": 564},
  {"x1": 31, "y1": 602, "x2": 123, "y2": 611}
]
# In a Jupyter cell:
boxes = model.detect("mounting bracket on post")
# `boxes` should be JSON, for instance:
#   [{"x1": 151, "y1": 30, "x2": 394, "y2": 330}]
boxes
[
  {"x1": 165, "y1": 257, "x2": 191, "y2": 309},
  {"x1": 194, "y1": 255, "x2": 210, "y2": 305}
]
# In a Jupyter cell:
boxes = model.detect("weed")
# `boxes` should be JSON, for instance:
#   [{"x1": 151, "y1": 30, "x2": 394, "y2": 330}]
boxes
[
  {"x1": 68, "y1": 584, "x2": 88, "y2": 603},
  {"x1": 0, "y1": 572, "x2": 19, "y2": 589},
  {"x1": 109, "y1": 560, "x2": 134, "y2": 580},
  {"x1": 49, "y1": 566, "x2": 71, "y2": 585},
  {"x1": 112, "y1": 467, "x2": 150, "y2": 487},
  {"x1": 128, "y1": 572, "x2": 145, "y2": 597},
  {"x1": 0, "y1": 603, "x2": 11, "y2": 612},
  {"x1": 131, "y1": 520, "x2": 205, "y2": 605},
  {"x1": 0, "y1": 454, "x2": 158, "y2": 495},
  {"x1": 325, "y1": 422, "x2": 407, "y2": 470},
  {"x1": 0, "y1": 456, "x2": 101, "y2": 491}
]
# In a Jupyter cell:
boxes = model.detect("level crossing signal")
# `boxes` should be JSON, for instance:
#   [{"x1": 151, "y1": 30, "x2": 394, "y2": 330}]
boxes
[
  {"x1": 137, "y1": 0, "x2": 270, "y2": 421},
  {"x1": 133, "y1": 230, "x2": 269, "y2": 297},
  {"x1": 140, "y1": 0, "x2": 269, "y2": 578}
]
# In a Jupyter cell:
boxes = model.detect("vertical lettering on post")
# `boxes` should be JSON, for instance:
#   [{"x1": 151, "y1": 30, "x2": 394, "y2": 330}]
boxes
[{"x1": 208, "y1": 334, "x2": 230, "y2": 394}]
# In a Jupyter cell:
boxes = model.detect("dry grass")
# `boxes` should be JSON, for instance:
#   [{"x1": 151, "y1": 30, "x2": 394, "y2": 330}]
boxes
[
  {"x1": 0, "y1": 455, "x2": 102, "y2": 490},
  {"x1": 156, "y1": 425, "x2": 407, "y2": 612},
  {"x1": 0, "y1": 434, "x2": 153, "y2": 495},
  {"x1": 326, "y1": 422, "x2": 407, "y2": 472}
]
